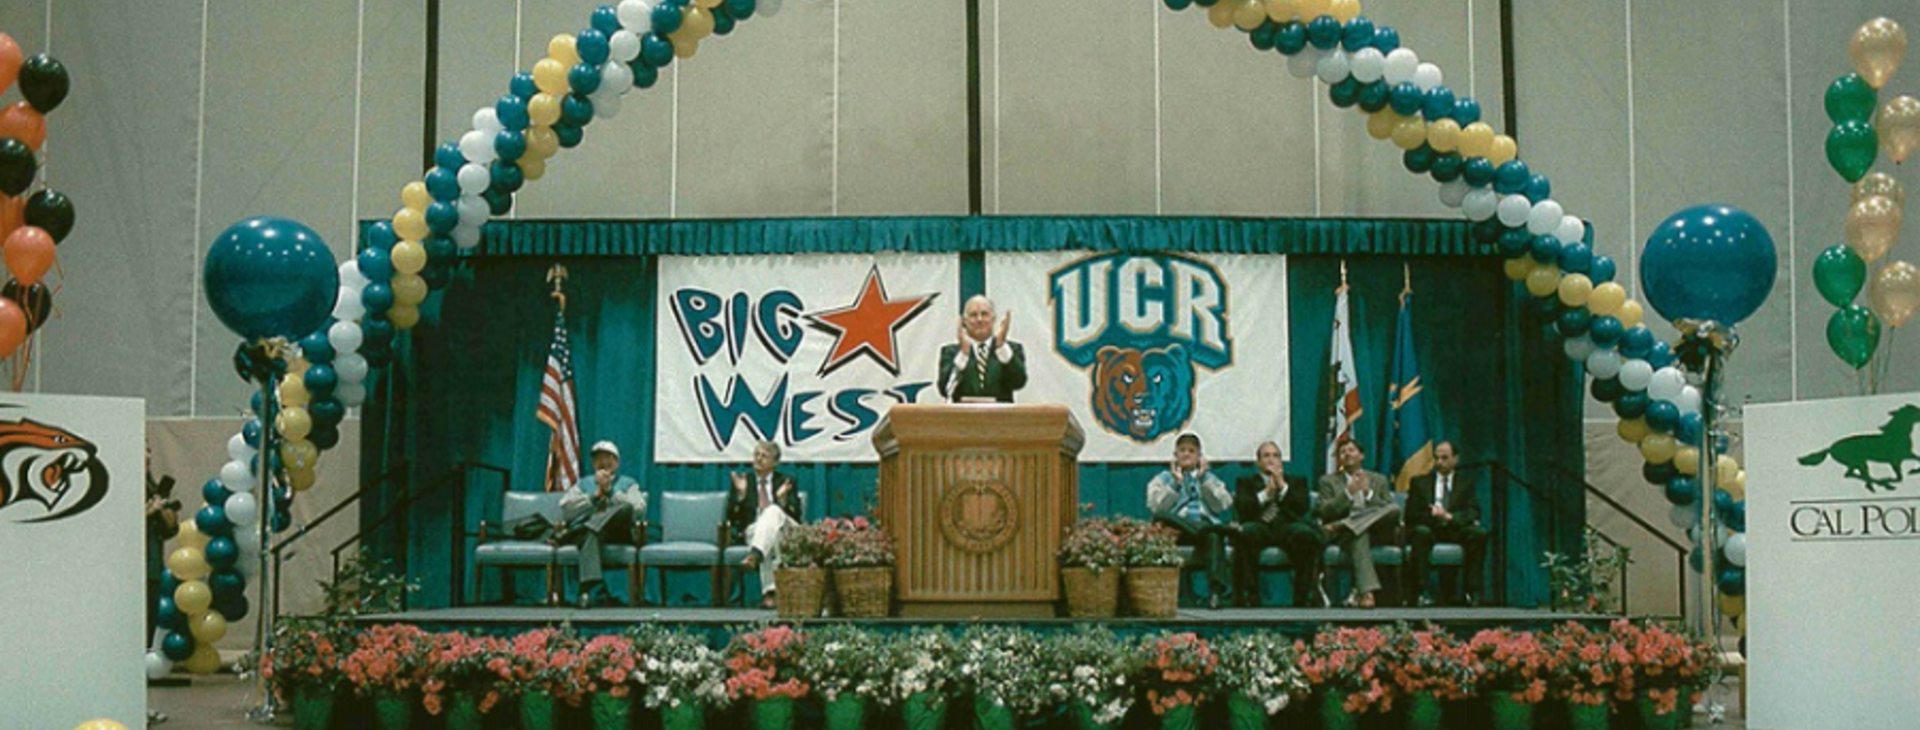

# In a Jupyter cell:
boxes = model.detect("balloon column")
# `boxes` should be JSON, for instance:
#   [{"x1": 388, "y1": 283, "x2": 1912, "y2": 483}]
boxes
[
  {"x1": 1820, "y1": 17, "x2": 1916, "y2": 388},
  {"x1": 0, "y1": 32, "x2": 73, "y2": 384}
]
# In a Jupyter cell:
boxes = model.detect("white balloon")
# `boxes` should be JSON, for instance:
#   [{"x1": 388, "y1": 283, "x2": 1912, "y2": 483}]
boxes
[
  {"x1": 226, "y1": 433, "x2": 254, "y2": 464},
  {"x1": 328, "y1": 320, "x2": 364, "y2": 354},
  {"x1": 146, "y1": 652, "x2": 173, "y2": 681},
  {"x1": 1670, "y1": 504, "x2": 1699, "y2": 529},
  {"x1": 472, "y1": 108, "x2": 503, "y2": 135},
  {"x1": 1496, "y1": 194, "x2": 1533, "y2": 227},
  {"x1": 1383, "y1": 48, "x2": 1419, "y2": 85},
  {"x1": 1563, "y1": 335, "x2": 1596, "y2": 362},
  {"x1": 1349, "y1": 48, "x2": 1385, "y2": 83},
  {"x1": 1438, "y1": 179, "x2": 1471, "y2": 208},
  {"x1": 1527, "y1": 200, "x2": 1565, "y2": 236},
  {"x1": 593, "y1": 90, "x2": 624, "y2": 120},
  {"x1": 334, "y1": 352, "x2": 369, "y2": 385},
  {"x1": 337, "y1": 261, "x2": 369, "y2": 290},
  {"x1": 1647, "y1": 367, "x2": 1686, "y2": 402},
  {"x1": 1723, "y1": 533, "x2": 1747, "y2": 567},
  {"x1": 1316, "y1": 49, "x2": 1351, "y2": 84},
  {"x1": 337, "y1": 381, "x2": 368, "y2": 407},
  {"x1": 220, "y1": 460, "x2": 257, "y2": 494},
  {"x1": 453, "y1": 225, "x2": 484, "y2": 250},
  {"x1": 1586, "y1": 348, "x2": 1623, "y2": 379},
  {"x1": 1286, "y1": 47, "x2": 1325, "y2": 79},
  {"x1": 1555, "y1": 216, "x2": 1586, "y2": 246},
  {"x1": 332, "y1": 286, "x2": 367, "y2": 322},
  {"x1": 457, "y1": 195, "x2": 489, "y2": 227},
  {"x1": 459, "y1": 130, "x2": 497, "y2": 164},
  {"x1": 600, "y1": 62, "x2": 633, "y2": 97},
  {"x1": 1675, "y1": 385, "x2": 1702, "y2": 416},
  {"x1": 616, "y1": 0, "x2": 654, "y2": 33},
  {"x1": 1463, "y1": 189, "x2": 1499, "y2": 221},
  {"x1": 1618, "y1": 359, "x2": 1654, "y2": 391},
  {"x1": 226, "y1": 492, "x2": 260, "y2": 528},
  {"x1": 1412, "y1": 62, "x2": 1444, "y2": 91},
  {"x1": 233, "y1": 527, "x2": 261, "y2": 557},
  {"x1": 609, "y1": 30, "x2": 642, "y2": 63},
  {"x1": 457, "y1": 163, "x2": 490, "y2": 195}
]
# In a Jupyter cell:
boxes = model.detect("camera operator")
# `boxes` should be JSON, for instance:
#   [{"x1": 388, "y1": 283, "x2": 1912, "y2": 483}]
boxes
[{"x1": 145, "y1": 448, "x2": 180, "y2": 641}]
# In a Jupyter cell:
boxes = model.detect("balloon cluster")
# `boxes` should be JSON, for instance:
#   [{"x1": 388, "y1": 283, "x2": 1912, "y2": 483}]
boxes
[
  {"x1": 1165, "y1": 0, "x2": 1757, "y2": 617},
  {"x1": 1819, "y1": 18, "x2": 1916, "y2": 383},
  {"x1": 0, "y1": 33, "x2": 72, "y2": 366}
]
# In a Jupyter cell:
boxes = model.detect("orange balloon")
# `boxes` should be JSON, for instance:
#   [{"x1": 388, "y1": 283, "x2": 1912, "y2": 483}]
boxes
[
  {"x1": 0, "y1": 195, "x2": 22, "y2": 240},
  {"x1": 3, "y1": 225, "x2": 52, "y2": 285},
  {"x1": 0, "y1": 102, "x2": 45, "y2": 151},
  {"x1": 0, "y1": 34, "x2": 20, "y2": 96},
  {"x1": 0, "y1": 297, "x2": 25, "y2": 358}
]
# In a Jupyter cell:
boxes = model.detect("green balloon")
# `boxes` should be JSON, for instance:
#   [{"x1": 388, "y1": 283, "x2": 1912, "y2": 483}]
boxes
[
  {"x1": 1813, "y1": 244, "x2": 1868, "y2": 307},
  {"x1": 1827, "y1": 305, "x2": 1881, "y2": 370},
  {"x1": 1825, "y1": 73, "x2": 1878, "y2": 125},
  {"x1": 1827, "y1": 121, "x2": 1879, "y2": 183}
]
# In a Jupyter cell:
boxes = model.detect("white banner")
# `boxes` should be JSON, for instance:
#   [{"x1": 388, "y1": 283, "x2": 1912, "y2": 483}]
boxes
[
  {"x1": 0, "y1": 393, "x2": 145, "y2": 729},
  {"x1": 655, "y1": 253, "x2": 958, "y2": 462},
  {"x1": 1748, "y1": 393, "x2": 1920, "y2": 730},
  {"x1": 987, "y1": 252, "x2": 1288, "y2": 462}
]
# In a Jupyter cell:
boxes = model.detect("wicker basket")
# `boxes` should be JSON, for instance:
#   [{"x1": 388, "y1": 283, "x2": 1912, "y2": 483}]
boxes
[
  {"x1": 1060, "y1": 566, "x2": 1120, "y2": 618},
  {"x1": 1124, "y1": 566, "x2": 1180, "y2": 618},
  {"x1": 833, "y1": 566, "x2": 893, "y2": 618},
  {"x1": 775, "y1": 566, "x2": 828, "y2": 618}
]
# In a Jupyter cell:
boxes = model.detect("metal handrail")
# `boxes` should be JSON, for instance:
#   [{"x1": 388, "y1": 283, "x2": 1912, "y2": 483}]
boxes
[
  {"x1": 1539, "y1": 459, "x2": 1689, "y2": 619},
  {"x1": 268, "y1": 460, "x2": 410, "y2": 613},
  {"x1": 321, "y1": 462, "x2": 510, "y2": 610}
]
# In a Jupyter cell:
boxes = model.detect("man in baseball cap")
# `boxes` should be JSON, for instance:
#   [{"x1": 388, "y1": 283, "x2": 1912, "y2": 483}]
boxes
[{"x1": 558, "y1": 439, "x2": 644, "y2": 608}]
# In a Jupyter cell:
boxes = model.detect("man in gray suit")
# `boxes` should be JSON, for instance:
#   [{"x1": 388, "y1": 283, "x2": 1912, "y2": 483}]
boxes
[{"x1": 1315, "y1": 438, "x2": 1399, "y2": 608}]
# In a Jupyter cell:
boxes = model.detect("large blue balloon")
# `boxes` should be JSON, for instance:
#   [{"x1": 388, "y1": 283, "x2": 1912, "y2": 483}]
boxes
[
  {"x1": 1640, "y1": 205, "x2": 1777, "y2": 327},
  {"x1": 203, "y1": 217, "x2": 339, "y2": 341}
]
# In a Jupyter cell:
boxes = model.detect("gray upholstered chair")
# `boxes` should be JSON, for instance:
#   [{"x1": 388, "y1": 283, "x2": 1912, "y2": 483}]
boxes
[
  {"x1": 636, "y1": 491, "x2": 729, "y2": 607},
  {"x1": 473, "y1": 491, "x2": 565, "y2": 605}
]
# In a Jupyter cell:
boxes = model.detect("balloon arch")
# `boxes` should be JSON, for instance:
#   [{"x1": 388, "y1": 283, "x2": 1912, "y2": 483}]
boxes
[{"x1": 161, "y1": 0, "x2": 1756, "y2": 676}]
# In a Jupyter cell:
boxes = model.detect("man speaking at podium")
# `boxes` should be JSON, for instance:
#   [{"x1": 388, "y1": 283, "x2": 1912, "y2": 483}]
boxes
[{"x1": 939, "y1": 295, "x2": 1028, "y2": 403}]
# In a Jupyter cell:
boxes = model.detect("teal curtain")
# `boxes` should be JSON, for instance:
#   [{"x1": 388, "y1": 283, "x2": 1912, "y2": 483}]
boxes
[{"x1": 358, "y1": 216, "x2": 1577, "y2": 609}]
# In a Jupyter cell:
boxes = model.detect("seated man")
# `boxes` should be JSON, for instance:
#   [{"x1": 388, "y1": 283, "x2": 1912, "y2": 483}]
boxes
[
  {"x1": 558, "y1": 440, "x2": 645, "y2": 608},
  {"x1": 1405, "y1": 441, "x2": 1491, "y2": 606},
  {"x1": 1232, "y1": 441, "x2": 1325, "y2": 608},
  {"x1": 1314, "y1": 438, "x2": 1400, "y2": 608},
  {"x1": 725, "y1": 440, "x2": 801, "y2": 609},
  {"x1": 1146, "y1": 431, "x2": 1236, "y2": 609}
]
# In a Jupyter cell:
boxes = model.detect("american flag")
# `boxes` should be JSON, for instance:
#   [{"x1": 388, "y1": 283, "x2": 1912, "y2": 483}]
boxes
[{"x1": 536, "y1": 309, "x2": 581, "y2": 492}]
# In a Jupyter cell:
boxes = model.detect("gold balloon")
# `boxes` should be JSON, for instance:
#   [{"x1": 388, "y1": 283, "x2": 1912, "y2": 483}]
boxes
[
  {"x1": 1207, "y1": 1, "x2": 1237, "y2": 29},
  {"x1": 679, "y1": 6, "x2": 717, "y2": 41},
  {"x1": 526, "y1": 125, "x2": 561, "y2": 159},
  {"x1": 1557, "y1": 273, "x2": 1593, "y2": 307},
  {"x1": 1232, "y1": 0, "x2": 1267, "y2": 31},
  {"x1": 1329, "y1": 0, "x2": 1362, "y2": 24},
  {"x1": 692, "y1": 0, "x2": 722, "y2": 7},
  {"x1": 176, "y1": 520, "x2": 210, "y2": 551},
  {"x1": 1588, "y1": 282, "x2": 1627, "y2": 316},
  {"x1": 290, "y1": 467, "x2": 318, "y2": 492},
  {"x1": 278, "y1": 376, "x2": 310, "y2": 408},
  {"x1": 548, "y1": 34, "x2": 581, "y2": 67},
  {"x1": 1297, "y1": 0, "x2": 1331, "y2": 20},
  {"x1": 392, "y1": 207, "x2": 428, "y2": 243},
  {"x1": 1716, "y1": 454, "x2": 1741, "y2": 486},
  {"x1": 1366, "y1": 110, "x2": 1399, "y2": 141},
  {"x1": 519, "y1": 155, "x2": 547, "y2": 181},
  {"x1": 1870, "y1": 260, "x2": 1920, "y2": 328},
  {"x1": 1846, "y1": 195, "x2": 1903, "y2": 263},
  {"x1": 1854, "y1": 172, "x2": 1905, "y2": 206},
  {"x1": 276, "y1": 407, "x2": 313, "y2": 442},
  {"x1": 1525, "y1": 264, "x2": 1563, "y2": 298},
  {"x1": 400, "y1": 181, "x2": 430, "y2": 212},
  {"x1": 1674, "y1": 446, "x2": 1701, "y2": 476},
  {"x1": 1617, "y1": 417, "x2": 1649, "y2": 444},
  {"x1": 72, "y1": 721, "x2": 130, "y2": 730},
  {"x1": 183, "y1": 644, "x2": 223, "y2": 675},
  {"x1": 1457, "y1": 122, "x2": 1495, "y2": 158},
  {"x1": 389, "y1": 305, "x2": 422, "y2": 330},
  {"x1": 281, "y1": 439, "x2": 319, "y2": 471},
  {"x1": 190, "y1": 610, "x2": 228, "y2": 643},
  {"x1": 1720, "y1": 594, "x2": 1744, "y2": 619},
  {"x1": 528, "y1": 94, "x2": 562, "y2": 127},
  {"x1": 1640, "y1": 433, "x2": 1677, "y2": 464},
  {"x1": 1617, "y1": 300, "x2": 1645, "y2": 329},
  {"x1": 532, "y1": 58, "x2": 570, "y2": 96},
  {"x1": 1426, "y1": 118, "x2": 1461, "y2": 152},
  {"x1": 1266, "y1": 0, "x2": 1300, "y2": 23},
  {"x1": 672, "y1": 34, "x2": 699, "y2": 60},
  {"x1": 174, "y1": 580, "x2": 213, "y2": 615},
  {"x1": 392, "y1": 273, "x2": 429, "y2": 307},
  {"x1": 1851, "y1": 17, "x2": 1907, "y2": 90},
  {"x1": 1487, "y1": 134, "x2": 1518, "y2": 165},
  {"x1": 167, "y1": 547, "x2": 210, "y2": 582},
  {"x1": 1878, "y1": 94, "x2": 1920, "y2": 164},
  {"x1": 391, "y1": 240, "x2": 427, "y2": 274},
  {"x1": 1727, "y1": 469, "x2": 1747, "y2": 500},
  {"x1": 1391, "y1": 117, "x2": 1428, "y2": 150},
  {"x1": 1503, "y1": 256, "x2": 1535, "y2": 282}
]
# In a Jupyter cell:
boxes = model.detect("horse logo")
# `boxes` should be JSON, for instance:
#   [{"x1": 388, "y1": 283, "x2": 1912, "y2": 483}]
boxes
[
  {"x1": 1090, "y1": 344, "x2": 1196, "y2": 442},
  {"x1": 1798, "y1": 404, "x2": 1920, "y2": 493},
  {"x1": 0, "y1": 417, "x2": 111, "y2": 523}
]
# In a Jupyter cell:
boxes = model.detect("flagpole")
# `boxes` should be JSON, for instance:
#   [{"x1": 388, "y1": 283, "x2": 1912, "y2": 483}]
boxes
[
  {"x1": 1401, "y1": 262, "x2": 1411, "y2": 304},
  {"x1": 1339, "y1": 259, "x2": 1349, "y2": 293},
  {"x1": 548, "y1": 263, "x2": 568, "y2": 312}
]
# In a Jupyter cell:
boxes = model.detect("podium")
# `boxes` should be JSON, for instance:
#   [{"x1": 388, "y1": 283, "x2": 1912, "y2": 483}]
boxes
[{"x1": 873, "y1": 404, "x2": 1084, "y2": 617}]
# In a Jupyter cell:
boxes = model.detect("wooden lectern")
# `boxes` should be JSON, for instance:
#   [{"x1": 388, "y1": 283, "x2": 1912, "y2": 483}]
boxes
[{"x1": 873, "y1": 404, "x2": 1084, "y2": 618}]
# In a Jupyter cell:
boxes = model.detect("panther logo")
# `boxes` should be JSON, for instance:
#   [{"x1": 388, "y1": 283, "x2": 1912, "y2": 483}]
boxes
[
  {"x1": 1090, "y1": 344, "x2": 1196, "y2": 443},
  {"x1": 0, "y1": 417, "x2": 110, "y2": 524}
]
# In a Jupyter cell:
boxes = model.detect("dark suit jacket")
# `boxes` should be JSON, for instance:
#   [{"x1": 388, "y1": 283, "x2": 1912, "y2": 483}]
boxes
[
  {"x1": 938, "y1": 340, "x2": 1028, "y2": 403},
  {"x1": 724, "y1": 470, "x2": 802, "y2": 542},
  {"x1": 1313, "y1": 470, "x2": 1396, "y2": 523},
  {"x1": 1233, "y1": 473, "x2": 1313, "y2": 528},
  {"x1": 1405, "y1": 471, "x2": 1482, "y2": 530}
]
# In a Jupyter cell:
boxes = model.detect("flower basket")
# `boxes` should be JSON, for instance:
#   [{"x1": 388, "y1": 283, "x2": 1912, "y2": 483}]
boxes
[
  {"x1": 444, "y1": 689, "x2": 485, "y2": 730},
  {"x1": 518, "y1": 689, "x2": 556, "y2": 730},
  {"x1": 1071, "y1": 699, "x2": 1125, "y2": 730},
  {"x1": 973, "y1": 694, "x2": 1016, "y2": 730},
  {"x1": 902, "y1": 692, "x2": 946, "y2": 730},
  {"x1": 1138, "y1": 632, "x2": 1215, "y2": 718},
  {"x1": 1636, "y1": 691, "x2": 1683, "y2": 730},
  {"x1": 775, "y1": 566, "x2": 828, "y2": 618},
  {"x1": 422, "y1": 632, "x2": 511, "y2": 723},
  {"x1": 1214, "y1": 632, "x2": 1307, "y2": 721},
  {"x1": 1405, "y1": 691, "x2": 1443, "y2": 730},
  {"x1": 1319, "y1": 691, "x2": 1359, "y2": 730},
  {"x1": 824, "y1": 694, "x2": 868, "y2": 730},
  {"x1": 1061, "y1": 566, "x2": 1119, "y2": 618},
  {"x1": 833, "y1": 566, "x2": 892, "y2": 618},
  {"x1": 370, "y1": 690, "x2": 414, "y2": 730},
  {"x1": 291, "y1": 685, "x2": 337, "y2": 730},
  {"x1": 888, "y1": 630, "x2": 958, "y2": 730},
  {"x1": 590, "y1": 690, "x2": 632, "y2": 730},
  {"x1": 630, "y1": 625, "x2": 728, "y2": 714},
  {"x1": 660, "y1": 696, "x2": 705, "y2": 730},
  {"x1": 1225, "y1": 693, "x2": 1266, "y2": 730},
  {"x1": 1490, "y1": 693, "x2": 1535, "y2": 730},
  {"x1": 1054, "y1": 628, "x2": 1137, "y2": 728},
  {"x1": 754, "y1": 696, "x2": 796, "y2": 730},
  {"x1": 724, "y1": 625, "x2": 810, "y2": 706},
  {"x1": 1124, "y1": 567, "x2": 1180, "y2": 618},
  {"x1": 1568, "y1": 701, "x2": 1610, "y2": 730},
  {"x1": 1159, "y1": 704, "x2": 1198, "y2": 730}
]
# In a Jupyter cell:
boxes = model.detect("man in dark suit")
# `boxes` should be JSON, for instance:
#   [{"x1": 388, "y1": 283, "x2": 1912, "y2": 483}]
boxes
[
  {"x1": 938, "y1": 295, "x2": 1027, "y2": 403},
  {"x1": 726, "y1": 440, "x2": 802, "y2": 609},
  {"x1": 1404, "y1": 441, "x2": 1490, "y2": 606},
  {"x1": 1232, "y1": 441, "x2": 1325, "y2": 608},
  {"x1": 1315, "y1": 438, "x2": 1399, "y2": 608}
]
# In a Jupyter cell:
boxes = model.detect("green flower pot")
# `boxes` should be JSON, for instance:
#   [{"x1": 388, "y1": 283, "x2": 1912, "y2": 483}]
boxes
[
  {"x1": 974, "y1": 694, "x2": 1016, "y2": 730},
  {"x1": 1226, "y1": 692, "x2": 1267, "y2": 730},
  {"x1": 902, "y1": 691, "x2": 947, "y2": 730},
  {"x1": 1567, "y1": 701, "x2": 1610, "y2": 730},
  {"x1": 1072, "y1": 697, "x2": 1124, "y2": 730},
  {"x1": 826, "y1": 694, "x2": 869, "y2": 730},
  {"x1": 1489, "y1": 694, "x2": 1535, "y2": 730},
  {"x1": 1160, "y1": 703, "x2": 1198, "y2": 730},
  {"x1": 370, "y1": 691, "x2": 413, "y2": 730},
  {"x1": 291, "y1": 686, "x2": 336, "y2": 730},
  {"x1": 591, "y1": 690, "x2": 632, "y2": 730},
  {"x1": 446, "y1": 689, "x2": 485, "y2": 730},
  {"x1": 1319, "y1": 692, "x2": 1358, "y2": 730},
  {"x1": 519, "y1": 689, "x2": 556, "y2": 730},
  {"x1": 754, "y1": 696, "x2": 796, "y2": 730},
  {"x1": 1405, "y1": 691, "x2": 1443, "y2": 730},
  {"x1": 1636, "y1": 692, "x2": 1683, "y2": 730},
  {"x1": 660, "y1": 695, "x2": 705, "y2": 730}
]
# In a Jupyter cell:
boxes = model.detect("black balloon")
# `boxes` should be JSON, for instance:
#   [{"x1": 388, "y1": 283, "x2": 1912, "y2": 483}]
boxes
[
  {"x1": 0, "y1": 138, "x2": 34, "y2": 196},
  {"x1": 23, "y1": 190, "x2": 73, "y2": 243},
  {"x1": 18, "y1": 55, "x2": 69, "y2": 113},
  {"x1": 1, "y1": 280, "x2": 51, "y2": 333}
]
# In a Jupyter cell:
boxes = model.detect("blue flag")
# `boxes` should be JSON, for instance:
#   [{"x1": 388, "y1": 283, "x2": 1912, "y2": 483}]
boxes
[{"x1": 1385, "y1": 292, "x2": 1435, "y2": 492}]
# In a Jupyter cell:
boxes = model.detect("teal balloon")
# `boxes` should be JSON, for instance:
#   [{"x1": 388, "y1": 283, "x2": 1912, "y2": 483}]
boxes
[
  {"x1": 1827, "y1": 305, "x2": 1881, "y2": 369},
  {"x1": 1825, "y1": 73, "x2": 1877, "y2": 125},
  {"x1": 1640, "y1": 205, "x2": 1777, "y2": 327},
  {"x1": 203, "y1": 217, "x2": 340, "y2": 341},
  {"x1": 1827, "y1": 121, "x2": 1878, "y2": 182},
  {"x1": 1813, "y1": 244, "x2": 1868, "y2": 307}
]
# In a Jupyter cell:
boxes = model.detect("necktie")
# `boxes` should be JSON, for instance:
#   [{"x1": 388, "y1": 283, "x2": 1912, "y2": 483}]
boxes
[
  {"x1": 974, "y1": 342, "x2": 988, "y2": 385},
  {"x1": 1438, "y1": 475, "x2": 1448, "y2": 505}
]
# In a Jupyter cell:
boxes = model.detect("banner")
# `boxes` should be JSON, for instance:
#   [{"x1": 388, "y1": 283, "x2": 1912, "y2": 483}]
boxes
[
  {"x1": 0, "y1": 393, "x2": 145, "y2": 729},
  {"x1": 655, "y1": 253, "x2": 958, "y2": 462},
  {"x1": 987, "y1": 252, "x2": 1288, "y2": 462},
  {"x1": 1748, "y1": 393, "x2": 1920, "y2": 730}
]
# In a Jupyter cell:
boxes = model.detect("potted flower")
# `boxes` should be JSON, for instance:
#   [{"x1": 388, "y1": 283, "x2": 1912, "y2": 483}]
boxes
[
  {"x1": 1137, "y1": 632, "x2": 1216, "y2": 730},
  {"x1": 885, "y1": 629, "x2": 961, "y2": 730},
  {"x1": 1547, "y1": 623, "x2": 1631, "y2": 730},
  {"x1": 341, "y1": 623, "x2": 432, "y2": 730},
  {"x1": 1211, "y1": 631, "x2": 1308, "y2": 730},
  {"x1": 630, "y1": 625, "x2": 729, "y2": 730},
  {"x1": 567, "y1": 634, "x2": 640, "y2": 730},
  {"x1": 798, "y1": 624, "x2": 892, "y2": 730},
  {"x1": 262, "y1": 618, "x2": 351, "y2": 730},
  {"x1": 1386, "y1": 625, "x2": 1475, "y2": 730},
  {"x1": 774, "y1": 521, "x2": 832, "y2": 618},
  {"x1": 1114, "y1": 517, "x2": 1183, "y2": 618},
  {"x1": 822, "y1": 516, "x2": 895, "y2": 618},
  {"x1": 421, "y1": 632, "x2": 511, "y2": 730},
  {"x1": 504, "y1": 626, "x2": 584, "y2": 730},
  {"x1": 958, "y1": 626, "x2": 1056, "y2": 730},
  {"x1": 1467, "y1": 628, "x2": 1553, "y2": 730},
  {"x1": 1045, "y1": 627, "x2": 1137, "y2": 730},
  {"x1": 1612, "y1": 620, "x2": 1715, "y2": 730},
  {"x1": 1058, "y1": 515, "x2": 1126, "y2": 618},
  {"x1": 1297, "y1": 625, "x2": 1398, "y2": 730},
  {"x1": 724, "y1": 625, "x2": 810, "y2": 730}
]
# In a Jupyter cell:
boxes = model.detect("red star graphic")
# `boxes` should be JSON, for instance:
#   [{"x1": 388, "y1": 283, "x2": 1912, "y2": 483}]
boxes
[{"x1": 804, "y1": 266, "x2": 937, "y2": 377}]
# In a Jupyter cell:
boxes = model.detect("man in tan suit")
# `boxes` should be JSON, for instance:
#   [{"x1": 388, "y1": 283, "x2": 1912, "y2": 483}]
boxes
[{"x1": 1315, "y1": 438, "x2": 1399, "y2": 608}]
